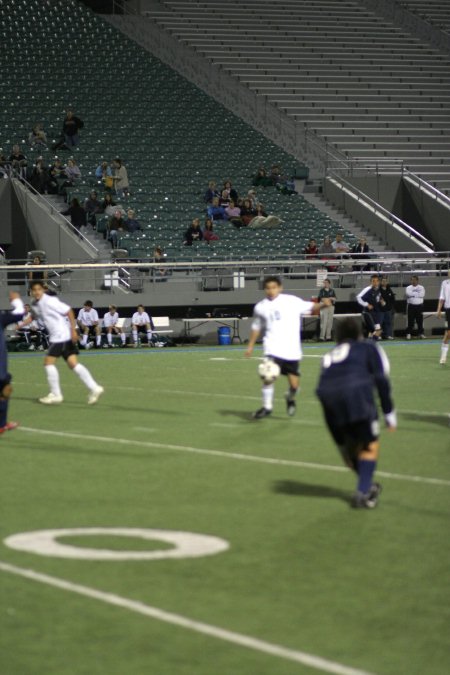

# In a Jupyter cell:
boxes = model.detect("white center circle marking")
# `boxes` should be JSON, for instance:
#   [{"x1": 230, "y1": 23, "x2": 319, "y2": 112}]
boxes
[{"x1": 4, "y1": 528, "x2": 229, "y2": 561}]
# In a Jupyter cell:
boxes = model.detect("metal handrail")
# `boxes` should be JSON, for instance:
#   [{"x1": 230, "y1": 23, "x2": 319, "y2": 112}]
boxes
[
  {"x1": 402, "y1": 170, "x2": 450, "y2": 208},
  {"x1": 326, "y1": 171, "x2": 435, "y2": 251}
]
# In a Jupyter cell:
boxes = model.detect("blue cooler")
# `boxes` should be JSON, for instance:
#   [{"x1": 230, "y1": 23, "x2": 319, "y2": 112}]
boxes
[{"x1": 217, "y1": 326, "x2": 232, "y2": 345}]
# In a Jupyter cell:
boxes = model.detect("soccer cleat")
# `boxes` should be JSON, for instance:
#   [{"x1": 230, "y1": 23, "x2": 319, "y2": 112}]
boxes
[
  {"x1": 440, "y1": 357, "x2": 447, "y2": 365},
  {"x1": 252, "y1": 407, "x2": 272, "y2": 420},
  {"x1": 88, "y1": 386, "x2": 104, "y2": 405},
  {"x1": 285, "y1": 393, "x2": 296, "y2": 417},
  {"x1": 0, "y1": 421, "x2": 19, "y2": 434},
  {"x1": 366, "y1": 482, "x2": 382, "y2": 508},
  {"x1": 39, "y1": 393, "x2": 63, "y2": 405},
  {"x1": 420, "y1": 334, "x2": 426, "y2": 339},
  {"x1": 406, "y1": 334, "x2": 411, "y2": 340},
  {"x1": 85, "y1": 341, "x2": 94, "y2": 350}
]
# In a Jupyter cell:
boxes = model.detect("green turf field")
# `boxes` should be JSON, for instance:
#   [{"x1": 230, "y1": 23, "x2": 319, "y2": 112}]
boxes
[{"x1": 0, "y1": 342, "x2": 449, "y2": 675}]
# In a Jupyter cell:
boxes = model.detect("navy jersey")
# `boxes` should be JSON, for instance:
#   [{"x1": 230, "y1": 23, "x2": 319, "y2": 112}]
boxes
[
  {"x1": 316, "y1": 340, "x2": 394, "y2": 425},
  {"x1": 356, "y1": 285, "x2": 383, "y2": 312},
  {"x1": 0, "y1": 299, "x2": 25, "y2": 380}
]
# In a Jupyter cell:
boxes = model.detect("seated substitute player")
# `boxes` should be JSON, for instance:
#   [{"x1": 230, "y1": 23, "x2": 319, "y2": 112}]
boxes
[
  {"x1": 131, "y1": 305, "x2": 154, "y2": 347},
  {"x1": 245, "y1": 276, "x2": 331, "y2": 419},
  {"x1": 356, "y1": 274, "x2": 385, "y2": 340},
  {"x1": 77, "y1": 300, "x2": 101, "y2": 349},
  {"x1": 316, "y1": 317, "x2": 396, "y2": 509},
  {"x1": 103, "y1": 305, "x2": 126, "y2": 348},
  {"x1": 30, "y1": 281, "x2": 104, "y2": 405},
  {"x1": 437, "y1": 268, "x2": 450, "y2": 365},
  {"x1": 0, "y1": 291, "x2": 25, "y2": 433}
]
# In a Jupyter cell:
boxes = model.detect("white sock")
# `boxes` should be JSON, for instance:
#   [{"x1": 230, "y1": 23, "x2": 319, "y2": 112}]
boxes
[
  {"x1": 96, "y1": 334, "x2": 102, "y2": 346},
  {"x1": 107, "y1": 333, "x2": 112, "y2": 345},
  {"x1": 73, "y1": 363, "x2": 98, "y2": 391},
  {"x1": 147, "y1": 331, "x2": 152, "y2": 343},
  {"x1": 81, "y1": 334, "x2": 88, "y2": 347},
  {"x1": 441, "y1": 344, "x2": 449, "y2": 360},
  {"x1": 262, "y1": 384, "x2": 274, "y2": 410},
  {"x1": 132, "y1": 330, "x2": 138, "y2": 344},
  {"x1": 45, "y1": 364, "x2": 62, "y2": 397},
  {"x1": 121, "y1": 333, "x2": 126, "y2": 344}
]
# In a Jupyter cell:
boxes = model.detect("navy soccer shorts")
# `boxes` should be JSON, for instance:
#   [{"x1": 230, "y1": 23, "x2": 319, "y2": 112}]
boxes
[
  {"x1": 47, "y1": 340, "x2": 79, "y2": 361},
  {"x1": 269, "y1": 356, "x2": 300, "y2": 377}
]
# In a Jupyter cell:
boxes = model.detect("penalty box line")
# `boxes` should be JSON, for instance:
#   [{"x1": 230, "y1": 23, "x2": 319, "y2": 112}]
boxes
[
  {"x1": 0, "y1": 560, "x2": 373, "y2": 675},
  {"x1": 17, "y1": 427, "x2": 450, "y2": 487}
]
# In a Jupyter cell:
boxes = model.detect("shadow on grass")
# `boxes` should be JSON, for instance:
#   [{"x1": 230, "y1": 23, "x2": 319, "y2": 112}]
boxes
[
  {"x1": 219, "y1": 409, "x2": 288, "y2": 422},
  {"x1": 273, "y1": 479, "x2": 350, "y2": 504},
  {"x1": 400, "y1": 412, "x2": 450, "y2": 429}
]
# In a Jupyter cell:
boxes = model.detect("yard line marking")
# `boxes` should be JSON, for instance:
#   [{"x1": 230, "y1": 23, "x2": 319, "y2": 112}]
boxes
[
  {"x1": 399, "y1": 409, "x2": 450, "y2": 418},
  {"x1": 0, "y1": 560, "x2": 374, "y2": 675},
  {"x1": 17, "y1": 427, "x2": 450, "y2": 487}
]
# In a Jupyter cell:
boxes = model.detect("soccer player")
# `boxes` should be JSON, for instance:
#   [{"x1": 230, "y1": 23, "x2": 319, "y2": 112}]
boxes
[
  {"x1": 437, "y1": 268, "x2": 450, "y2": 365},
  {"x1": 131, "y1": 305, "x2": 154, "y2": 347},
  {"x1": 316, "y1": 317, "x2": 396, "y2": 509},
  {"x1": 103, "y1": 305, "x2": 127, "y2": 348},
  {"x1": 356, "y1": 274, "x2": 384, "y2": 340},
  {"x1": 245, "y1": 276, "x2": 331, "y2": 419},
  {"x1": 77, "y1": 300, "x2": 102, "y2": 349},
  {"x1": 30, "y1": 281, "x2": 104, "y2": 405},
  {"x1": 0, "y1": 291, "x2": 25, "y2": 433},
  {"x1": 405, "y1": 275, "x2": 426, "y2": 339}
]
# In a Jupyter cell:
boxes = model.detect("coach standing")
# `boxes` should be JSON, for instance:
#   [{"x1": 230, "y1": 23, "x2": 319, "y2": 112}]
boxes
[{"x1": 405, "y1": 275, "x2": 426, "y2": 339}]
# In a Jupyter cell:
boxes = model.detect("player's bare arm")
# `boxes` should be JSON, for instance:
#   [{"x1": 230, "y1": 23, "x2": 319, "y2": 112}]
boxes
[
  {"x1": 67, "y1": 309, "x2": 79, "y2": 343},
  {"x1": 437, "y1": 299, "x2": 444, "y2": 318},
  {"x1": 245, "y1": 328, "x2": 260, "y2": 357}
]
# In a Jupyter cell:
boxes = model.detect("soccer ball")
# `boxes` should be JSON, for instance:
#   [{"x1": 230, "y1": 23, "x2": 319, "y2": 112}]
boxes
[{"x1": 258, "y1": 358, "x2": 281, "y2": 383}]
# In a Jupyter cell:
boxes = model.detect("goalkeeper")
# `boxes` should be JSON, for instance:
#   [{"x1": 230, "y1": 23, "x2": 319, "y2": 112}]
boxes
[{"x1": 245, "y1": 276, "x2": 330, "y2": 419}]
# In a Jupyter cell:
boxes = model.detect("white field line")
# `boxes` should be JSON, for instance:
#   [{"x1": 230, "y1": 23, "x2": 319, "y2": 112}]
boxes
[
  {"x1": 0, "y1": 561, "x2": 374, "y2": 675},
  {"x1": 17, "y1": 427, "x2": 450, "y2": 487}
]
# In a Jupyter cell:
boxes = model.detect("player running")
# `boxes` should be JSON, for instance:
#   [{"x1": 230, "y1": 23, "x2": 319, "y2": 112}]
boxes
[
  {"x1": 245, "y1": 276, "x2": 331, "y2": 419},
  {"x1": 316, "y1": 317, "x2": 396, "y2": 509},
  {"x1": 437, "y1": 269, "x2": 450, "y2": 365},
  {"x1": 30, "y1": 281, "x2": 104, "y2": 405},
  {"x1": 0, "y1": 291, "x2": 25, "y2": 433}
]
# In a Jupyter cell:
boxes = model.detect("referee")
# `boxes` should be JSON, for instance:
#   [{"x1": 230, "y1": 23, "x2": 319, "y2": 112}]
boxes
[
  {"x1": 437, "y1": 269, "x2": 450, "y2": 365},
  {"x1": 405, "y1": 275, "x2": 426, "y2": 339}
]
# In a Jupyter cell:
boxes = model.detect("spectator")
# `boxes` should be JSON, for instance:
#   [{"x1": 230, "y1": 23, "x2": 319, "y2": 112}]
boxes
[
  {"x1": 203, "y1": 218, "x2": 219, "y2": 242},
  {"x1": 95, "y1": 161, "x2": 114, "y2": 190},
  {"x1": 184, "y1": 218, "x2": 204, "y2": 246},
  {"x1": 107, "y1": 209, "x2": 125, "y2": 248},
  {"x1": 247, "y1": 189, "x2": 259, "y2": 209},
  {"x1": 351, "y1": 236, "x2": 371, "y2": 271},
  {"x1": 252, "y1": 167, "x2": 272, "y2": 187},
  {"x1": 225, "y1": 199, "x2": 243, "y2": 228},
  {"x1": 304, "y1": 238, "x2": 319, "y2": 257},
  {"x1": 64, "y1": 158, "x2": 81, "y2": 184},
  {"x1": 9, "y1": 144, "x2": 27, "y2": 179},
  {"x1": 124, "y1": 209, "x2": 141, "y2": 233},
  {"x1": 222, "y1": 180, "x2": 238, "y2": 203},
  {"x1": 103, "y1": 305, "x2": 126, "y2": 348},
  {"x1": 318, "y1": 278, "x2": 336, "y2": 341},
  {"x1": 101, "y1": 192, "x2": 116, "y2": 217},
  {"x1": 112, "y1": 158, "x2": 129, "y2": 198},
  {"x1": 28, "y1": 123, "x2": 47, "y2": 148},
  {"x1": 240, "y1": 198, "x2": 256, "y2": 226},
  {"x1": 203, "y1": 180, "x2": 219, "y2": 204},
  {"x1": 247, "y1": 204, "x2": 282, "y2": 229},
  {"x1": 77, "y1": 300, "x2": 101, "y2": 349},
  {"x1": 30, "y1": 158, "x2": 49, "y2": 193},
  {"x1": 218, "y1": 189, "x2": 230, "y2": 208},
  {"x1": 27, "y1": 256, "x2": 48, "y2": 288},
  {"x1": 319, "y1": 236, "x2": 334, "y2": 255},
  {"x1": 47, "y1": 158, "x2": 65, "y2": 194},
  {"x1": 270, "y1": 164, "x2": 283, "y2": 187},
  {"x1": 207, "y1": 196, "x2": 226, "y2": 222},
  {"x1": 380, "y1": 277, "x2": 395, "y2": 340},
  {"x1": 84, "y1": 190, "x2": 103, "y2": 228},
  {"x1": 405, "y1": 275, "x2": 426, "y2": 339},
  {"x1": 131, "y1": 305, "x2": 154, "y2": 347},
  {"x1": 153, "y1": 246, "x2": 169, "y2": 280},
  {"x1": 61, "y1": 198, "x2": 87, "y2": 233},
  {"x1": 332, "y1": 233, "x2": 350, "y2": 255},
  {"x1": 62, "y1": 109, "x2": 84, "y2": 148}
]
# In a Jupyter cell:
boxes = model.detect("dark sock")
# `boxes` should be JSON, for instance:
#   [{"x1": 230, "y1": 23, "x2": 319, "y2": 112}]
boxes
[
  {"x1": 357, "y1": 459, "x2": 377, "y2": 494},
  {"x1": 0, "y1": 399, "x2": 8, "y2": 427},
  {"x1": 288, "y1": 386, "x2": 298, "y2": 402}
]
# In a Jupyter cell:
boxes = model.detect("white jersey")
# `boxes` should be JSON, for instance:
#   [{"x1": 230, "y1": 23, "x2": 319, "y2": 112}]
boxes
[
  {"x1": 103, "y1": 311, "x2": 119, "y2": 328},
  {"x1": 31, "y1": 294, "x2": 71, "y2": 343},
  {"x1": 405, "y1": 284, "x2": 425, "y2": 305},
  {"x1": 132, "y1": 311, "x2": 151, "y2": 326},
  {"x1": 77, "y1": 307, "x2": 99, "y2": 326},
  {"x1": 439, "y1": 278, "x2": 450, "y2": 308},
  {"x1": 252, "y1": 293, "x2": 314, "y2": 360}
]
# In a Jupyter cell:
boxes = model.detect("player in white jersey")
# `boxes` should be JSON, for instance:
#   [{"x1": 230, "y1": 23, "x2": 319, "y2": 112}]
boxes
[
  {"x1": 131, "y1": 305, "x2": 154, "y2": 347},
  {"x1": 77, "y1": 300, "x2": 101, "y2": 349},
  {"x1": 103, "y1": 305, "x2": 126, "y2": 347},
  {"x1": 30, "y1": 281, "x2": 104, "y2": 405},
  {"x1": 437, "y1": 269, "x2": 450, "y2": 365},
  {"x1": 245, "y1": 276, "x2": 332, "y2": 418}
]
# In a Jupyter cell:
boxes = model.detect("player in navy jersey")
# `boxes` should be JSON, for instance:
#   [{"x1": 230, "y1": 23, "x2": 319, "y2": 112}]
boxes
[
  {"x1": 0, "y1": 291, "x2": 25, "y2": 433},
  {"x1": 316, "y1": 317, "x2": 396, "y2": 508},
  {"x1": 356, "y1": 274, "x2": 385, "y2": 340}
]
